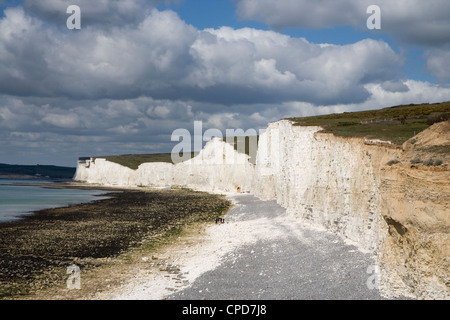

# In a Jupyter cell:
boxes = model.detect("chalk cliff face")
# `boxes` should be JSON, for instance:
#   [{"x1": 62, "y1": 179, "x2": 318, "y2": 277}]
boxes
[
  {"x1": 74, "y1": 120, "x2": 449, "y2": 299},
  {"x1": 254, "y1": 120, "x2": 449, "y2": 299},
  {"x1": 74, "y1": 137, "x2": 254, "y2": 193},
  {"x1": 254, "y1": 120, "x2": 398, "y2": 252}
]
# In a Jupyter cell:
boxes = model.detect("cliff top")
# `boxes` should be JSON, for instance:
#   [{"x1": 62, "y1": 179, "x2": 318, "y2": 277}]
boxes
[
  {"x1": 92, "y1": 136, "x2": 259, "y2": 169},
  {"x1": 93, "y1": 153, "x2": 185, "y2": 170},
  {"x1": 288, "y1": 101, "x2": 450, "y2": 145},
  {"x1": 401, "y1": 120, "x2": 450, "y2": 166}
]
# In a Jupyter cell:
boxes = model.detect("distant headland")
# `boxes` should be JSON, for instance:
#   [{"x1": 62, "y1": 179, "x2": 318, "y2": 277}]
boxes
[{"x1": 0, "y1": 163, "x2": 76, "y2": 180}]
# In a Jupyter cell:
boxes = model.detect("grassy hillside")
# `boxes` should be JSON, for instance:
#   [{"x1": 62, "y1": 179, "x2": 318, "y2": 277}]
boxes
[
  {"x1": 0, "y1": 163, "x2": 76, "y2": 179},
  {"x1": 97, "y1": 153, "x2": 195, "y2": 170},
  {"x1": 287, "y1": 101, "x2": 450, "y2": 145}
]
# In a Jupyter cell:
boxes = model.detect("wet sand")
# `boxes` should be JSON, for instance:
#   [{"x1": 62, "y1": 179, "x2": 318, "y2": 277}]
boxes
[{"x1": 0, "y1": 184, "x2": 230, "y2": 299}]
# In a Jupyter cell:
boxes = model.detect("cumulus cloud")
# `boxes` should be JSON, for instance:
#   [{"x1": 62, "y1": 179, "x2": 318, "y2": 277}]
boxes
[
  {"x1": 380, "y1": 80, "x2": 409, "y2": 93},
  {"x1": 366, "y1": 80, "x2": 450, "y2": 107},
  {"x1": 0, "y1": 95, "x2": 196, "y2": 164},
  {"x1": 236, "y1": 0, "x2": 450, "y2": 47},
  {"x1": 281, "y1": 80, "x2": 450, "y2": 118},
  {"x1": 425, "y1": 47, "x2": 450, "y2": 82},
  {"x1": 0, "y1": 9, "x2": 406, "y2": 105},
  {"x1": 0, "y1": 7, "x2": 198, "y2": 99},
  {"x1": 23, "y1": 0, "x2": 178, "y2": 27},
  {"x1": 189, "y1": 27, "x2": 404, "y2": 105},
  {"x1": 42, "y1": 112, "x2": 81, "y2": 129},
  {"x1": 236, "y1": 0, "x2": 365, "y2": 29},
  {"x1": 235, "y1": 0, "x2": 450, "y2": 82}
]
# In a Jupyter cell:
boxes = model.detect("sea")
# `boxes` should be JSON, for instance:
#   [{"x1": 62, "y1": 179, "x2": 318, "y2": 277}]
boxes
[{"x1": 0, "y1": 179, "x2": 108, "y2": 223}]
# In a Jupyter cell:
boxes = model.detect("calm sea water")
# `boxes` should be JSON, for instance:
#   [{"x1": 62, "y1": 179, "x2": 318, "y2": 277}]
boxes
[{"x1": 0, "y1": 179, "x2": 108, "y2": 223}]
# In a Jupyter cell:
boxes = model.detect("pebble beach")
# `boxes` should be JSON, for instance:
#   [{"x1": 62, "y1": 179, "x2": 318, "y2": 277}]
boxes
[{"x1": 97, "y1": 194, "x2": 389, "y2": 300}]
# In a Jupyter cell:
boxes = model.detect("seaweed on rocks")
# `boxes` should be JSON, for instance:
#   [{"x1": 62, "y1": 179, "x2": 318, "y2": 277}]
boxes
[{"x1": 0, "y1": 188, "x2": 230, "y2": 298}]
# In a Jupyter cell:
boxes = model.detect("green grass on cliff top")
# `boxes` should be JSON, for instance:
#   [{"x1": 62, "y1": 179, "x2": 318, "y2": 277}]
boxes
[
  {"x1": 287, "y1": 101, "x2": 450, "y2": 145},
  {"x1": 96, "y1": 101, "x2": 449, "y2": 169},
  {"x1": 97, "y1": 153, "x2": 182, "y2": 170}
]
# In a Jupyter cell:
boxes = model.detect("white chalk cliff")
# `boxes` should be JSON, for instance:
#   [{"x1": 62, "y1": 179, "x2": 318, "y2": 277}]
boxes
[
  {"x1": 74, "y1": 137, "x2": 255, "y2": 193},
  {"x1": 74, "y1": 120, "x2": 450, "y2": 300}
]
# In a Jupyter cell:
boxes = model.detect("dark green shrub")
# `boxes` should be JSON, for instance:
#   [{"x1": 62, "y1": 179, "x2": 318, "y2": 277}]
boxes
[
  {"x1": 426, "y1": 113, "x2": 450, "y2": 125},
  {"x1": 337, "y1": 121, "x2": 359, "y2": 127}
]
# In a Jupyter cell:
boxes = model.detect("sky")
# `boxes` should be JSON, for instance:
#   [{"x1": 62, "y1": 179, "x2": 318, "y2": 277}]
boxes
[{"x1": 0, "y1": 0, "x2": 449, "y2": 167}]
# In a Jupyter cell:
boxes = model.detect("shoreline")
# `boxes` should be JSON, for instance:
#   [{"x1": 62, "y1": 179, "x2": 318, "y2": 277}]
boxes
[
  {"x1": 0, "y1": 180, "x2": 118, "y2": 224},
  {"x1": 0, "y1": 182, "x2": 231, "y2": 300}
]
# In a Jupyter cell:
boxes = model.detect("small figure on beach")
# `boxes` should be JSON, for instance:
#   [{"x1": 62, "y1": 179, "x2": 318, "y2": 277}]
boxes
[{"x1": 216, "y1": 218, "x2": 225, "y2": 224}]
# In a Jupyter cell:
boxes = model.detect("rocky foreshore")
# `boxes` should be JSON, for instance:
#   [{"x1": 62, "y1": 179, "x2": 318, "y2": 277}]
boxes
[{"x1": 0, "y1": 186, "x2": 230, "y2": 299}]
